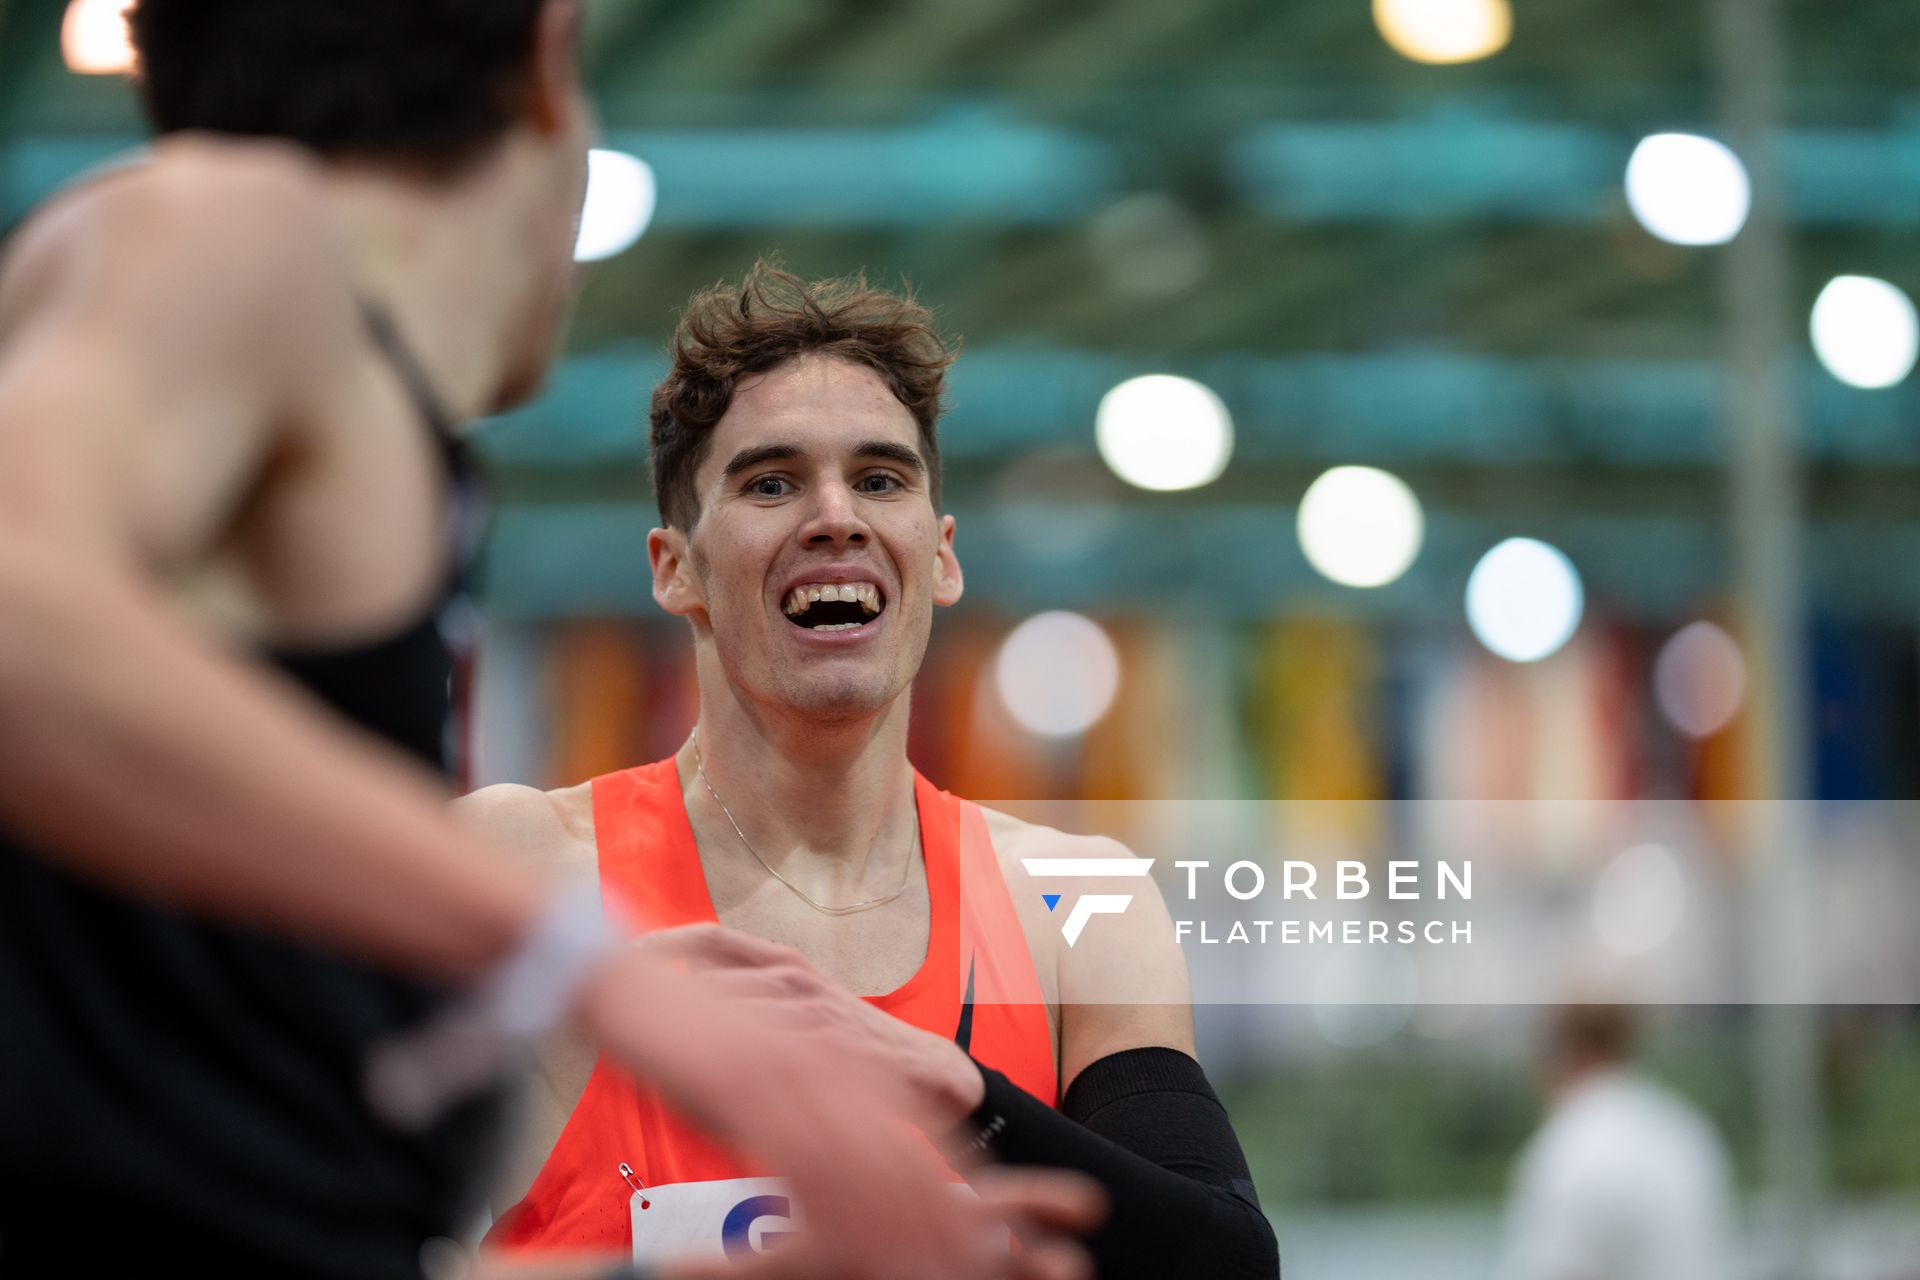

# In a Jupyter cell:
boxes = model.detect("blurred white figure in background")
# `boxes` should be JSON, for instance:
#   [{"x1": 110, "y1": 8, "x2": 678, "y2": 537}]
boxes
[{"x1": 1499, "y1": 1006, "x2": 1737, "y2": 1280}]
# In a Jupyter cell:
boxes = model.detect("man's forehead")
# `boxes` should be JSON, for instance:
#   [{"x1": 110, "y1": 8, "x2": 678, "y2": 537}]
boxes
[
  {"x1": 707, "y1": 357, "x2": 919, "y2": 463},
  {"x1": 728, "y1": 355, "x2": 909, "y2": 421}
]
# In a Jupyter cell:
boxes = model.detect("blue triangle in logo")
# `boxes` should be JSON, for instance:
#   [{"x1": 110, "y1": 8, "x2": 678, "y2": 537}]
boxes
[{"x1": 1043, "y1": 894, "x2": 1061, "y2": 912}]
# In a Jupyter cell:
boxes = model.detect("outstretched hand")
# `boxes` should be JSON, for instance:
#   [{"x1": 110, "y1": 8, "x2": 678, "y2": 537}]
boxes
[
  {"x1": 571, "y1": 927, "x2": 1098, "y2": 1280},
  {"x1": 635, "y1": 922, "x2": 989, "y2": 1129}
]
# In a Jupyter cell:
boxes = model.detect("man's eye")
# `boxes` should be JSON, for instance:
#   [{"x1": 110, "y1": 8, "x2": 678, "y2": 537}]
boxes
[
  {"x1": 857, "y1": 473, "x2": 902, "y2": 493},
  {"x1": 751, "y1": 476, "x2": 790, "y2": 497}
]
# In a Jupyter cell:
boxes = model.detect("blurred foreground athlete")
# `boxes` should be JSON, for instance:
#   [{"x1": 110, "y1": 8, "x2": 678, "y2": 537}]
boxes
[
  {"x1": 0, "y1": 5, "x2": 1096, "y2": 1277},
  {"x1": 468, "y1": 264, "x2": 1280, "y2": 1279}
]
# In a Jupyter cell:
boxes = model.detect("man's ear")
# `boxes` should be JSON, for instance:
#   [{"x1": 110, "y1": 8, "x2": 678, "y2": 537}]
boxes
[
  {"x1": 524, "y1": 0, "x2": 585, "y2": 137},
  {"x1": 933, "y1": 513, "x2": 964, "y2": 607},
  {"x1": 649, "y1": 526, "x2": 704, "y2": 617}
]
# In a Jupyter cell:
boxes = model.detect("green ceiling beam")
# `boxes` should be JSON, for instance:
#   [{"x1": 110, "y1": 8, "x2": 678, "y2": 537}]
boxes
[{"x1": 476, "y1": 346, "x2": 1920, "y2": 469}]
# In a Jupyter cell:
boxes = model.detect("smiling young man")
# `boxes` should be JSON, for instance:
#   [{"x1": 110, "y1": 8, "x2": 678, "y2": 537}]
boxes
[{"x1": 469, "y1": 264, "x2": 1279, "y2": 1278}]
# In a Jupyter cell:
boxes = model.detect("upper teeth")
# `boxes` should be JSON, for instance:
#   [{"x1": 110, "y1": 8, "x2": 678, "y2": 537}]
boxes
[{"x1": 783, "y1": 582, "x2": 882, "y2": 617}]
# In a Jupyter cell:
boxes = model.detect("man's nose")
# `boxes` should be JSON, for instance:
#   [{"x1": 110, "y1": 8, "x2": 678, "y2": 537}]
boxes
[{"x1": 801, "y1": 482, "x2": 869, "y2": 547}]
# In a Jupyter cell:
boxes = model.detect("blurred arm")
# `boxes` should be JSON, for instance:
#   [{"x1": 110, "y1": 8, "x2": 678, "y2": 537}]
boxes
[{"x1": 0, "y1": 164, "x2": 541, "y2": 981}]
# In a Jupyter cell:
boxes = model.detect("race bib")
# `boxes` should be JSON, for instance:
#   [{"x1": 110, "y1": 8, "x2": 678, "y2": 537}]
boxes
[
  {"x1": 626, "y1": 1177, "x2": 1006, "y2": 1265},
  {"x1": 629, "y1": 1177, "x2": 799, "y2": 1264}
]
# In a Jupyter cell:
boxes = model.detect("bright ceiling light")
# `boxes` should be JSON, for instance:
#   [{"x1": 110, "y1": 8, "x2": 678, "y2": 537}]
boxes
[
  {"x1": 574, "y1": 149, "x2": 656, "y2": 263},
  {"x1": 995, "y1": 611, "x2": 1120, "y2": 738},
  {"x1": 62, "y1": 0, "x2": 135, "y2": 75},
  {"x1": 1465, "y1": 537, "x2": 1584, "y2": 663},
  {"x1": 1810, "y1": 275, "x2": 1919, "y2": 390},
  {"x1": 1653, "y1": 621, "x2": 1746, "y2": 739},
  {"x1": 1372, "y1": 0, "x2": 1513, "y2": 65},
  {"x1": 1297, "y1": 465, "x2": 1425, "y2": 588},
  {"x1": 1094, "y1": 374, "x2": 1233, "y2": 492},
  {"x1": 1624, "y1": 133, "x2": 1750, "y2": 246}
]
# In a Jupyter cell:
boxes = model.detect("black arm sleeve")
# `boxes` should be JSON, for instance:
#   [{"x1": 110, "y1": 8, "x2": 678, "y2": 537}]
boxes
[{"x1": 964, "y1": 1047, "x2": 1278, "y2": 1279}]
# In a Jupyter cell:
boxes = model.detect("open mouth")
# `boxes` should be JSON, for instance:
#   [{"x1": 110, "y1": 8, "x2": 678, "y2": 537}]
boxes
[{"x1": 781, "y1": 582, "x2": 886, "y2": 633}]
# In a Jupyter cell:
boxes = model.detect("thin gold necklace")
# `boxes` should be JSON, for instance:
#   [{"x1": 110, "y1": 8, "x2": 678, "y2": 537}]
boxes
[{"x1": 688, "y1": 730, "x2": 915, "y2": 916}]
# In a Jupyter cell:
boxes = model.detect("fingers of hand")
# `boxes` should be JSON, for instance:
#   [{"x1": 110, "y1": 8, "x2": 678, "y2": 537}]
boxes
[
  {"x1": 1008, "y1": 1238, "x2": 1095, "y2": 1280},
  {"x1": 971, "y1": 1168, "x2": 1108, "y2": 1237}
]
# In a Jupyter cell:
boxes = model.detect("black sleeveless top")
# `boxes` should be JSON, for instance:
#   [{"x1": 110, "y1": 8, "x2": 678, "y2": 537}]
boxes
[{"x1": 0, "y1": 305, "x2": 499, "y2": 1279}]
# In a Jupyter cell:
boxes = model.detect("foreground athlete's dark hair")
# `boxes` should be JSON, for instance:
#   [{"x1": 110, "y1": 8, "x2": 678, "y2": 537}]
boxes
[
  {"x1": 650, "y1": 260, "x2": 956, "y2": 531},
  {"x1": 128, "y1": 0, "x2": 548, "y2": 172}
]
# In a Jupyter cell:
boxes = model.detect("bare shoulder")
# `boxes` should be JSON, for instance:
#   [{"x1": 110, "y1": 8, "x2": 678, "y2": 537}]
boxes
[
  {"x1": 979, "y1": 805, "x2": 1157, "y2": 965},
  {"x1": 0, "y1": 137, "x2": 352, "y2": 357},
  {"x1": 981, "y1": 805, "x2": 1194, "y2": 1080},
  {"x1": 105, "y1": 138, "x2": 329, "y2": 249},
  {"x1": 457, "y1": 781, "x2": 597, "y2": 880},
  {"x1": 979, "y1": 808, "x2": 1173, "y2": 954},
  {"x1": 981, "y1": 805, "x2": 1151, "y2": 879}
]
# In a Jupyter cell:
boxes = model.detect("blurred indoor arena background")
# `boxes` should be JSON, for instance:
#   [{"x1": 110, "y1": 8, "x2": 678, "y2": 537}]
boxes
[{"x1": 4, "y1": 0, "x2": 1918, "y2": 1277}]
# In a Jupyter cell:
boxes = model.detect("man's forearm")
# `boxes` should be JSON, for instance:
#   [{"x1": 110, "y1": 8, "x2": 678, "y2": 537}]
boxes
[{"x1": 0, "y1": 531, "x2": 541, "y2": 982}]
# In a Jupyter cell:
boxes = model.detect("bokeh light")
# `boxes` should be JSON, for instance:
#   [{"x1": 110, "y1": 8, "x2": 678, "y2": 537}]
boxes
[
  {"x1": 1094, "y1": 374, "x2": 1234, "y2": 492},
  {"x1": 995, "y1": 611, "x2": 1120, "y2": 738},
  {"x1": 1297, "y1": 465, "x2": 1425, "y2": 589},
  {"x1": 1372, "y1": 0, "x2": 1513, "y2": 65},
  {"x1": 1810, "y1": 275, "x2": 1919, "y2": 390},
  {"x1": 1465, "y1": 537, "x2": 1584, "y2": 663},
  {"x1": 62, "y1": 0, "x2": 135, "y2": 75},
  {"x1": 574, "y1": 150, "x2": 657, "y2": 263},
  {"x1": 1653, "y1": 621, "x2": 1746, "y2": 738},
  {"x1": 1624, "y1": 133, "x2": 1751, "y2": 246},
  {"x1": 1087, "y1": 192, "x2": 1211, "y2": 301},
  {"x1": 1592, "y1": 843, "x2": 1688, "y2": 957}
]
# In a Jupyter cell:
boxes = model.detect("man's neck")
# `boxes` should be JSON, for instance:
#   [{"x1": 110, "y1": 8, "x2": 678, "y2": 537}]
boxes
[
  {"x1": 680, "y1": 691, "x2": 920, "y2": 884},
  {"x1": 319, "y1": 159, "x2": 524, "y2": 423}
]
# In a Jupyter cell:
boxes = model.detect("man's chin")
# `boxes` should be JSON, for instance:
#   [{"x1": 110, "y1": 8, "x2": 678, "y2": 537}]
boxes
[{"x1": 776, "y1": 675, "x2": 900, "y2": 722}]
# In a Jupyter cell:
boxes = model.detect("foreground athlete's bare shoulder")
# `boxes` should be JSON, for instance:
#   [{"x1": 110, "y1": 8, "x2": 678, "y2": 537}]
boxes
[
  {"x1": 0, "y1": 138, "x2": 367, "y2": 566},
  {"x1": 457, "y1": 781, "x2": 598, "y2": 882},
  {"x1": 0, "y1": 136, "x2": 354, "y2": 362}
]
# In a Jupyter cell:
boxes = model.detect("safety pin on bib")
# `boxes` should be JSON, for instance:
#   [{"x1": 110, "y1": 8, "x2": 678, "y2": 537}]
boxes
[{"x1": 618, "y1": 1161, "x2": 651, "y2": 1210}]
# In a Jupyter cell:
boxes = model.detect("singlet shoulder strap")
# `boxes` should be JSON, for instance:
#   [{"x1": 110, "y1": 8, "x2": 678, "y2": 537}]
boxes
[
  {"x1": 593, "y1": 760, "x2": 716, "y2": 927},
  {"x1": 357, "y1": 298, "x2": 463, "y2": 467}
]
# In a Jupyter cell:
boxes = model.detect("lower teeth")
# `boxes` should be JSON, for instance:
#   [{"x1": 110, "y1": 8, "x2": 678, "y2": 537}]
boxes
[{"x1": 812, "y1": 622, "x2": 862, "y2": 632}]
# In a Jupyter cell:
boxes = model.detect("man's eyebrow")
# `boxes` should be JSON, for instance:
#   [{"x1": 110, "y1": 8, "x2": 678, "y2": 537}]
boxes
[
  {"x1": 720, "y1": 440, "x2": 927, "y2": 479},
  {"x1": 853, "y1": 441, "x2": 926, "y2": 475},
  {"x1": 720, "y1": 444, "x2": 803, "y2": 479}
]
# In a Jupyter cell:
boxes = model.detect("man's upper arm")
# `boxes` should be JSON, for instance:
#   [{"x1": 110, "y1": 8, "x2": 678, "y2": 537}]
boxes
[
  {"x1": 0, "y1": 154, "x2": 349, "y2": 569},
  {"x1": 458, "y1": 782, "x2": 600, "y2": 1201},
  {"x1": 1051, "y1": 835, "x2": 1196, "y2": 1089},
  {"x1": 455, "y1": 784, "x2": 597, "y2": 883}
]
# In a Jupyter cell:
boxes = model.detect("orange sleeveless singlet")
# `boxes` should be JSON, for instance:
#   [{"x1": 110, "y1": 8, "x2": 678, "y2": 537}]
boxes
[{"x1": 487, "y1": 759, "x2": 1056, "y2": 1262}]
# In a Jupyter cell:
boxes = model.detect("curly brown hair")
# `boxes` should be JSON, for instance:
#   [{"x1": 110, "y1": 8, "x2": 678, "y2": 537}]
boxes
[{"x1": 648, "y1": 261, "x2": 957, "y2": 530}]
